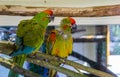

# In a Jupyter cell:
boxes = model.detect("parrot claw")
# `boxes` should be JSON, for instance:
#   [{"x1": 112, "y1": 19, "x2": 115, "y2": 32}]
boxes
[
  {"x1": 11, "y1": 63, "x2": 15, "y2": 69},
  {"x1": 63, "y1": 59, "x2": 67, "y2": 65},
  {"x1": 9, "y1": 52, "x2": 14, "y2": 57},
  {"x1": 13, "y1": 43, "x2": 17, "y2": 50},
  {"x1": 31, "y1": 53, "x2": 36, "y2": 57},
  {"x1": 60, "y1": 58, "x2": 67, "y2": 66},
  {"x1": 9, "y1": 43, "x2": 17, "y2": 57}
]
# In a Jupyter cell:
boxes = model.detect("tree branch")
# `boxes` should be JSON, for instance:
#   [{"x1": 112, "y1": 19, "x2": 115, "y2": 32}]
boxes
[
  {"x1": 0, "y1": 41, "x2": 88, "y2": 77},
  {"x1": 0, "y1": 41, "x2": 114, "y2": 77},
  {"x1": 27, "y1": 57, "x2": 87, "y2": 77},
  {"x1": 0, "y1": 5, "x2": 120, "y2": 17},
  {"x1": 71, "y1": 51, "x2": 117, "y2": 77},
  {"x1": 0, "y1": 57, "x2": 42, "y2": 77},
  {"x1": 0, "y1": 41, "x2": 15, "y2": 55},
  {"x1": 28, "y1": 52, "x2": 114, "y2": 77}
]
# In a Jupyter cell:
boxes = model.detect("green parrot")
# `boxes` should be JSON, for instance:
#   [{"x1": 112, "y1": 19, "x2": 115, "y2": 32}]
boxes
[
  {"x1": 46, "y1": 17, "x2": 77, "y2": 77},
  {"x1": 8, "y1": 9, "x2": 54, "y2": 77}
]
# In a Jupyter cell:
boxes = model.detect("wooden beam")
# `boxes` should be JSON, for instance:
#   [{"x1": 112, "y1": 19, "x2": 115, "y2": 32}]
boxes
[{"x1": 0, "y1": 5, "x2": 120, "y2": 17}]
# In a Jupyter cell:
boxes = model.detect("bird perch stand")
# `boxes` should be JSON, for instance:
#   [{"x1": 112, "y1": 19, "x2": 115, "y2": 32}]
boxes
[{"x1": 0, "y1": 41, "x2": 114, "y2": 77}]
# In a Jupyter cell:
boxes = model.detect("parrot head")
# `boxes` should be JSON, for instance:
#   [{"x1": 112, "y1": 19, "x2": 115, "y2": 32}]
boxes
[
  {"x1": 43, "y1": 9, "x2": 54, "y2": 22},
  {"x1": 60, "y1": 17, "x2": 77, "y2": 33},
  {"x1": 69, "y1": 17, "x2": 77, "y2": 33}
]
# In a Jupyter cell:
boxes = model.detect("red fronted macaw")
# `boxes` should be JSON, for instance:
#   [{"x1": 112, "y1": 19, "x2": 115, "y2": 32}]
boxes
[
  {"x1": 46, "y1": 17, "x2": 77, "y2": 77},
  {"x1": 8, "y1": 9, "x2": 54, "y2": 77}
]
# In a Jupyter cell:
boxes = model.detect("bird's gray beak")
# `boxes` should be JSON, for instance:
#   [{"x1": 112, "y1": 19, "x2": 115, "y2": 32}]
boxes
[
  {"x1": 49, "y1": 15, "x2": 55, "y2": 22},
  {"x1": 71, "y1": 24, "x2": 77, "y2": 33}
]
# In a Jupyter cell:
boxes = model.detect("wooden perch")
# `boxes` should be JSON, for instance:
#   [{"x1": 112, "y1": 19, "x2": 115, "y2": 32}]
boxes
[
  {"x1": 0, "y1": 57, "x2": 42, "y2": 77},
  {"x1": 0, "y1": 4, "x2": 120, "y2": 17},
  {"x1": 27, "y1": 57, "x2": 87, "y2": 77},
  {"x1": 0, "y1": 41, "x2": 87, "y2": 77},
  {"x1": 28, "y1": 52, "x2": 114, "y2": 77},
  {"x1": 0, "y1": 41, "x2": 114, "y2": 77},
  {"x1": 71, "y1": 51, "x2": 117, "y2": 77}
]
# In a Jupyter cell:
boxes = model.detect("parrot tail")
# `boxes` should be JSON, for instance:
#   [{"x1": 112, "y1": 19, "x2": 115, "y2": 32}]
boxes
[
  {"x1": 48, "y1": 61, "x2": 60, "y2": 77},
  {"x1": 8, "y1": 71, "x2": 19, "y2": 77},
  {"x1": 27, "y1": 63, "x2": 49, "y2": 77},
  {"x1": 49, "y1": 69, "x2": 57, "y2": 77},
  {"x1": 8, "y1": 55, "x2": 26, "y2": 77}
]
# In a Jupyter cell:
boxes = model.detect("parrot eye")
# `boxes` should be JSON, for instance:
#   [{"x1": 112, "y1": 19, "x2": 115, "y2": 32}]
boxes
[
  {"x1": 69, "y1": 24, "x2": 72, "y2": 27},
  {"x1": 46, "y1": 15, "x2": 50, "y2": 19},
  {"x1": 47, "y1": 15, "x2": 54, "y2": 22}
]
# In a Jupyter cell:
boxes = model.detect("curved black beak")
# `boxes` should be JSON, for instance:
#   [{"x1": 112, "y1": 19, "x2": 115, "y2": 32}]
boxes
[
  {"x1": 49, "y1": 15, "x2": 55, "y2": 22},
  {"x1": 71, "y1": 24, "x2": 77, "y2": 33}
]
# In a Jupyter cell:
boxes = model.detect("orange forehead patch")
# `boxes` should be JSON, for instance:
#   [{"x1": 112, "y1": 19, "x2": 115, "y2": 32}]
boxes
[
  {"x1": 43, "y1": 9, "x2": 53, "y2": 15},
  {"x1": 69, "y1": 17, "x2": 76, "y2": 25}
]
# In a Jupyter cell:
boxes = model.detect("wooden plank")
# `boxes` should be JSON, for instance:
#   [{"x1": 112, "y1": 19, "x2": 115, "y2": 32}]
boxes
[
  {"x1": 0, "y1": 5, "x2": 120, "y2": 17},
  {"x1": 106, "y1": 26, "x2": 110, "y2": 64}
]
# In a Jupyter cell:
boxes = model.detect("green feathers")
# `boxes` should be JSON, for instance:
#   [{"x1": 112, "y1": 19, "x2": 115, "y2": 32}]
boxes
[
  {"x1": 60, "y1": 18, "x2": 72, "y2": 32},
  {"x1": 8, "y1": 11, "x2": 52, "y2": 77},
  {"x1": 17, "y1": 12, "x2": 51, "y2": 49}
]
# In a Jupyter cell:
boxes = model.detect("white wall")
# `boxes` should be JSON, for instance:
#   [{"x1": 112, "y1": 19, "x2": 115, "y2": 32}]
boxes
[{"x1": 1, "y1": 15, "x2": 120, "y2": 26}]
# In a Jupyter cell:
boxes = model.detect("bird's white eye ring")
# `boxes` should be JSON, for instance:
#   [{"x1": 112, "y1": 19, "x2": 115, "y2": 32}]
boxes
[
  {"x1": 46, "y1": 15, "x2": 50, "y2": 18},
  {"x1": 69, "y1": 24, "x2": 72, "y2": 27}
]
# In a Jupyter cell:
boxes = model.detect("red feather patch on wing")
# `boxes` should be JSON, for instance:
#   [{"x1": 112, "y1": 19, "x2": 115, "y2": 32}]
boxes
[
  {"x1": 49, "y1": 31, "x2": 56, "y2": 42},
  {"x1": 43, "y1": 9, "x2": 53, "y2": 16}
]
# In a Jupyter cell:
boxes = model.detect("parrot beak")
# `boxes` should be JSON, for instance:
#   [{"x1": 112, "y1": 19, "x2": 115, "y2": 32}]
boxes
[
  {"x1": 49, "y1": 15, "x2": 55, "y2": 22},
  {"x1": 71, "y1": 24, "x2": 77, "y2": 33}
]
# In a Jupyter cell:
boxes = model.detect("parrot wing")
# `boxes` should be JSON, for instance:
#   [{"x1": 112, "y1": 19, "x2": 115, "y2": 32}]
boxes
[
  {"x1": 67, "y1": 35, "x2": 73, "y2": 54},
  {"x1": 46, "y1": 30, "x2": 56, "y2": 55},
  {"x1": 14, "y1": 20, "x2": 26, "y2": 49},
  {"x1": 15, "y1": 19, "x2": 35, "y2": 50},
  {"x1": 46, "y1": 30, "x2": 58, "y2": 77},
  {"x1": 17, "y1": 19, "x2": 35, "y2": 38}
]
